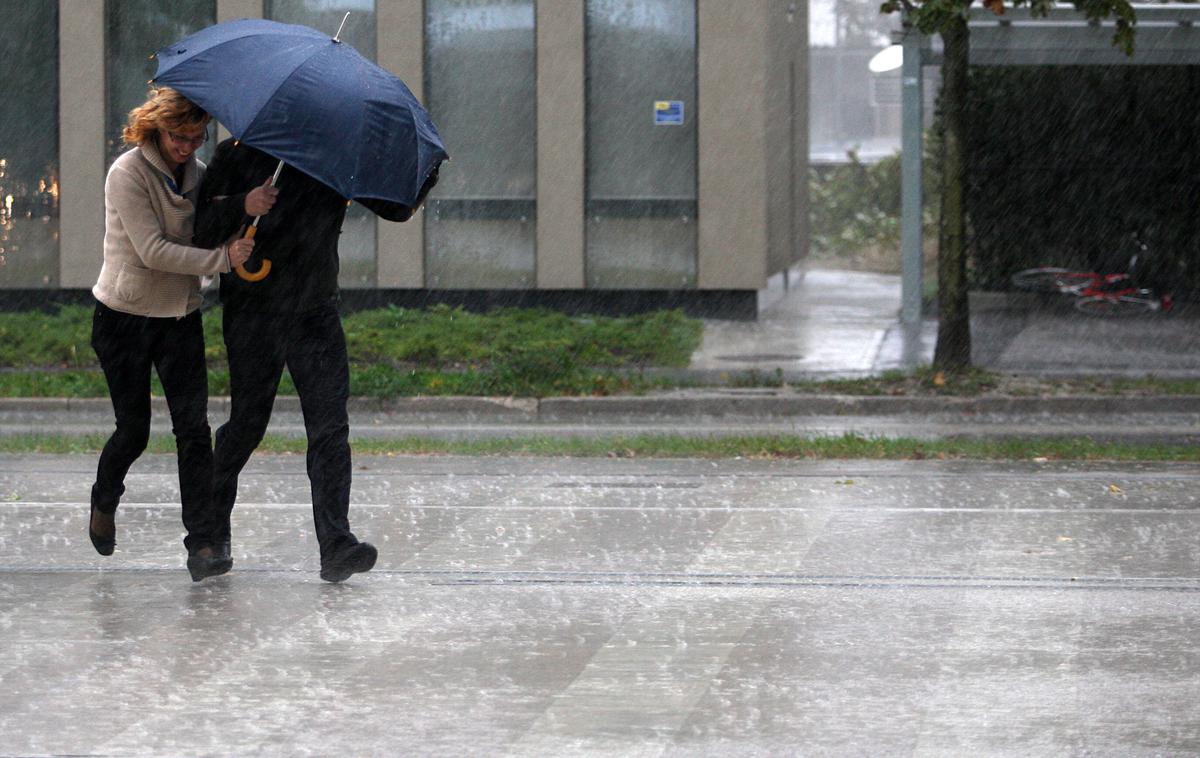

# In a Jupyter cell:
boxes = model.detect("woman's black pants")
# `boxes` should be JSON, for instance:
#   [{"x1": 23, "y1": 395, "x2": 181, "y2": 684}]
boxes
[{"x1": 90, "y1": 301, "x2": 219, "y2": 553}]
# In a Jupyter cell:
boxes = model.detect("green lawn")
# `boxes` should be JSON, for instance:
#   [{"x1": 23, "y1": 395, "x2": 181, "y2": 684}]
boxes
[{"x1": 0, "y1": 304, "x2": 703, "y2": 398}]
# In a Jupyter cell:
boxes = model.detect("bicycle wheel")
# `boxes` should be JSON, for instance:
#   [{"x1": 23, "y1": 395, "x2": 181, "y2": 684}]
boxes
[
  {"x1": 1011, "y1": 268, "x2": 1072, "y2": 292},
  {"x1": 1073, "y1": 295, "x2": 1153, "y2": 317}
]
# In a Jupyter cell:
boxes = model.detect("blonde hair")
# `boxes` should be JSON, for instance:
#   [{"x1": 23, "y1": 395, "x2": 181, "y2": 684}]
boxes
[{"x1": 122, "y1": 87, "x2": 210, "y2": 146}]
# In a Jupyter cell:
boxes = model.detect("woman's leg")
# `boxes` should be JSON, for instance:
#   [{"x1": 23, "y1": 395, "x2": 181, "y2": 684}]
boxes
[
  {"x1": 151, "y1": 310, "x2": 218, "y2": 555},
  {"x1": 90, "y1": 302, "x2": 153, "y2": 539}
]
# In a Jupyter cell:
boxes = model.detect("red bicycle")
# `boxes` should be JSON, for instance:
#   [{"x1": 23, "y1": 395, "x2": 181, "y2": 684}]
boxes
[{"x1": 1010, "y1": 252, "x2": 1173, "y2": 317}]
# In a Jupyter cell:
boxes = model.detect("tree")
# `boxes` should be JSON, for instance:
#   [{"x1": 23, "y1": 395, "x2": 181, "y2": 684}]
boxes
[{"x1": 879, "y1": 0, "x2": 1136, "y2": 370}]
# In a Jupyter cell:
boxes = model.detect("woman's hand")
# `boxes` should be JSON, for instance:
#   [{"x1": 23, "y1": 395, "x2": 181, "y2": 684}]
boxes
[
  {"x1": 244, "y1": 176, "x2": 279, "y2": 217},
  {"x1": 226, "y1": 237, "x2": 255, "y2": 268}
]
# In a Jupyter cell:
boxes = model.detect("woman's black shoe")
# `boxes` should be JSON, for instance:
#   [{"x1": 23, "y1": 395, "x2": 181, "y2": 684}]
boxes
[
  {"x1": 187, "y1": 548, "x2": 233, "y2": 582},
  {"x1": 89, "y1": 501, "x2": 116, "y2": 556}
]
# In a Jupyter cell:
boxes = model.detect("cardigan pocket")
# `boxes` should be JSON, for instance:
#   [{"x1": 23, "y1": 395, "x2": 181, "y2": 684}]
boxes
[{"x1": 115, "y1": 262, "x2": 152, "y2": 306}]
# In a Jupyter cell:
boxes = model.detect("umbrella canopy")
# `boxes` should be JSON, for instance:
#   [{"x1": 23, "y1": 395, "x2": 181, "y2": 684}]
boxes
[{"x1": 152, "y1": 18, "x2": 447, "y2": 207}]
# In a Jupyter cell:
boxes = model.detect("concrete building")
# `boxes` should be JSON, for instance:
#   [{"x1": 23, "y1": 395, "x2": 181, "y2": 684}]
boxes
[{"x1": 0, "y1": 0, "x2": 807, "y2": 317}]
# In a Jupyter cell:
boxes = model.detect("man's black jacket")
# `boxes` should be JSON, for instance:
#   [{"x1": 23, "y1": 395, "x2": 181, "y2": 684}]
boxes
[{"x1": 194, "y1": 138, "x2": 434, "y2": 313}]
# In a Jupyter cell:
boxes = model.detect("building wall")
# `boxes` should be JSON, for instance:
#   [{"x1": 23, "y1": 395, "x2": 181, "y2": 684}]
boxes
[{"x1": 7, "y1": 0, "x2": 808, "y2": 298}]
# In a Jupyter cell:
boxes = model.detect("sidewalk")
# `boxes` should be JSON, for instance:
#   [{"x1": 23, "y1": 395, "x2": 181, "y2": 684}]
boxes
[{"x1": 692, "y1": 268, "x2": 1200, "y2": 379}]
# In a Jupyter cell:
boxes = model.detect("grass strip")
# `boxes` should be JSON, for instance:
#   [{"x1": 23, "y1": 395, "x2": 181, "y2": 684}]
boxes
[
  {"x1": 0, "y1": 304, "x2": 703, "y2": 372},
  {"x1": 2, "y1": 432, "x2": 1197, "y2": 461}
]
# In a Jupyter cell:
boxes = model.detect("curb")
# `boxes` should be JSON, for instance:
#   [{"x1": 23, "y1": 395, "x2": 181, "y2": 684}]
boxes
[{"x1": 3, "y1": 393, "x2": 1199, "y2": 419}]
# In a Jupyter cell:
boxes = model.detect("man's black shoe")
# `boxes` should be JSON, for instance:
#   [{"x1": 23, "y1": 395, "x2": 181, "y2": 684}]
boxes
[
  {"x1": 320, "y1": 542, "x2": 378, "y2": 583},
  {"x1": 187, "y1": 547, "x2": 233, "y2": 582}
]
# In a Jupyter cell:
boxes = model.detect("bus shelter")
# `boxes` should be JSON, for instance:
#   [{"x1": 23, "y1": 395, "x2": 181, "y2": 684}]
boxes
[{"x1": 898, "y1": 2, "x2": 1200, "y2": 324}]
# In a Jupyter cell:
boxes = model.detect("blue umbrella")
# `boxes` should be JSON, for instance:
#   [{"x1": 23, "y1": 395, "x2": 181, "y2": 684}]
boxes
[{"x1": 152, "y1": 17, "x2": 447, "y2": 209}]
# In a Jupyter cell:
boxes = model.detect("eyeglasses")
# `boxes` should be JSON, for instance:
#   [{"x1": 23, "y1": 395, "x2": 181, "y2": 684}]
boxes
[{"x1": 166, "y1": 129, "x2": 208, "y2": 147}]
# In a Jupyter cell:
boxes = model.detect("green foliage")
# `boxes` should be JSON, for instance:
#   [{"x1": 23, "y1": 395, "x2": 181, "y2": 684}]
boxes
[
  {"x1": 0, "y1": 305, "x2": 95, "y2": 368},
  {"x1": 341, "y1": 304, "x2": 701, "y2": 370},
  {"x1": 810, "y1": 153, "x2": 901, "y2": 257},
  {"x1": 0, "y1": 304, "x2": 703, "y2": 371},
  {"x1": 879, "y1": 0, "x2": 1135, "y2": 53},
  {"x1": 0, "y1": 304, "x2": 701, "y2": 398},
  {"x1": 809, "y1": 146, "x2": 940, "y2": 261}
]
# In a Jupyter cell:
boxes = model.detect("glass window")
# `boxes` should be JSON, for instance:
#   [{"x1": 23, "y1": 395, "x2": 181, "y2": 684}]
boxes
[
  {"x1": 585, "y1": 0, "x2": 696, "y2": 288},
  {"x1": 106, "y1": 1, "x2": 216, "y2": 168},
  {"x1": 268, "y1": 0, "x2": 378, "y2": 288},
  {"x1": 0, "y1": 0, "x2": 59, "y2": 288},
  {"x1": 424, "y1": 0, "x2": 536, "y2": 288},
  {"x1": 809, "y1": 0, "x2": 906, "y2": 163}
]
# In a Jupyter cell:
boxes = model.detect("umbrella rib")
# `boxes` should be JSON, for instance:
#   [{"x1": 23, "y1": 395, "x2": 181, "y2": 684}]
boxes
[{"x1": 251, "y1": 52, "x2": 323, "y2": 134}]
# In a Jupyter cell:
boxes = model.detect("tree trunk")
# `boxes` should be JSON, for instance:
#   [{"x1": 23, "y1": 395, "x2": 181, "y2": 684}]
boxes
[{"x1": 933, "y1": 14, "x2": 972, "y2": 370}]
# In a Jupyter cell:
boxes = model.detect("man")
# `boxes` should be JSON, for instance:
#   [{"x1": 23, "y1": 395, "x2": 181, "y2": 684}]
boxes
[{"x1": 194, "y1": 138, "x2": 435, "y2": 582}]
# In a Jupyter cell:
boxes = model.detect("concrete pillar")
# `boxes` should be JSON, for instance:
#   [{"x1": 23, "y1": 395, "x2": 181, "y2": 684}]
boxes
[
  {"x1": 216, "y1": 0, "x2": 263, "y2": 143},
  {"x1": 697, "y1": 0, "x2": 768, "y2": 290},
  {"x1": 376, "y1": 0, "x2": 425, "y2": 288},
  {"x1": 536, "y1": 0, "x2": 586, "y2": 288},
  {"x1": 58, "y1": 0, "x2": 106, "y2": 289},
  {"x1": 217, "y1": 0, "x2": 261, "y2": 21}
]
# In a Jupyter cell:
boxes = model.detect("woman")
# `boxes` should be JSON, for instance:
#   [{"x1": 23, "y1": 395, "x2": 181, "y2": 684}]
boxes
[{"x1": 89, "y1": 87, "x2": 267, "y2": 581}]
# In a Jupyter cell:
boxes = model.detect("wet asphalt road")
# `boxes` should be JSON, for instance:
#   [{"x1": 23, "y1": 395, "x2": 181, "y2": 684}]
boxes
[{"x1": 2, "y1": 454, "x2": 1198, "y2": 756}]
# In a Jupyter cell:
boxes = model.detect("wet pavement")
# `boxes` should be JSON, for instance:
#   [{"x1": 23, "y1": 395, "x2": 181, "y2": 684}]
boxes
[
  {"x1": 2, "y1": 454, "x2": 1199, "y2": 755},
  {"x1": 692, "y1": 268, "x2": 1200, "y2": 379}
]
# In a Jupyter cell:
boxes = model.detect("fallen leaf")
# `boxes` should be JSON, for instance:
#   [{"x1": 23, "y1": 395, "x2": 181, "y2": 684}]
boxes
[{"x1": 1108, "y1": 484, "x2": 1125, "y2": 495}]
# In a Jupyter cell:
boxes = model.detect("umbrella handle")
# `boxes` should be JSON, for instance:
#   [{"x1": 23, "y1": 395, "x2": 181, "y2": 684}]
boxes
[
  {"x1": 234, "y1": 161, "x2": 284, "y2": 282},
  {"x1": 234, "y1": 225, "x2": 272, "y2": 281}
]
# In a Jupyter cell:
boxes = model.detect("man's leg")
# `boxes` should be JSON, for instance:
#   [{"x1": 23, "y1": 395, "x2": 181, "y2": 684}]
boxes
[
  {"x1": 285, "y1": 304, "x2": 355, "y2": 559},
  {"x1": 151, "y1": 310, "x2": 219, "y2": 555},
  {"x1": 285, "y1": 303, "x2": 374, "y2": 581},
  {"x1": 211, "y1": 308, "x2": 285, "y2": 554}
]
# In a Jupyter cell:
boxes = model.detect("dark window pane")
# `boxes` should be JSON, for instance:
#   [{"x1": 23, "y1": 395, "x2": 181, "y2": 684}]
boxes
[
  {"x1": 425, "y1": 0, "x2": 536, "y2": 288},
  {"x1": 0, "y1": 1, "x2": 59, "y2": 288},
  {"x1": 106, "y1": 1, "x2": 216, "y2": 167}
]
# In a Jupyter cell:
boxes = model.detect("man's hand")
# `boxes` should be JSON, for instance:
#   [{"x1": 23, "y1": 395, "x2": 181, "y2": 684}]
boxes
[
  {"x1": 226, "y1": 237, "x2": 255, "y2": 268},
  {"x1": 244, "y1": 176, "x2": 279, "y2": 217}
]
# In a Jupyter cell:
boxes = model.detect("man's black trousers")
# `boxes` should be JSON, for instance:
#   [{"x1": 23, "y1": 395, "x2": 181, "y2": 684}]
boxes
[
  {"x1": 90, "y1": 301, "x2": 219, "y2": 553},
  {"x1": 212, "y1": 302, "x2": 357, "y2": 561}
]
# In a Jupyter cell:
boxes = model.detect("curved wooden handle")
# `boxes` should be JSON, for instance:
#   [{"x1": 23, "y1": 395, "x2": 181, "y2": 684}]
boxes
[{"x1": 234, "y1": 224, "x2": 271, "y2": 282}]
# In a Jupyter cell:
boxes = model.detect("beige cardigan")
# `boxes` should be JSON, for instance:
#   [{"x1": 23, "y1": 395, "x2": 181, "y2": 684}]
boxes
[{"x1": 92, "y1": 141, "x2": 232, "y2": 318}]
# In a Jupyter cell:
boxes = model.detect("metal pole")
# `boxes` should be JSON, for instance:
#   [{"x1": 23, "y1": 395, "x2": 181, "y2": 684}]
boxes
[{"x1": 900, "y1": 20, "x2": 924, "y2": 325}]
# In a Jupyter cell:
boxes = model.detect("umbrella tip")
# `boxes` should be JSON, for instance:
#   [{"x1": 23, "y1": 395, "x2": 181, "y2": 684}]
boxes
[{"x1": 333, "y1": 11, "x2": 350, "y2": 43}]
